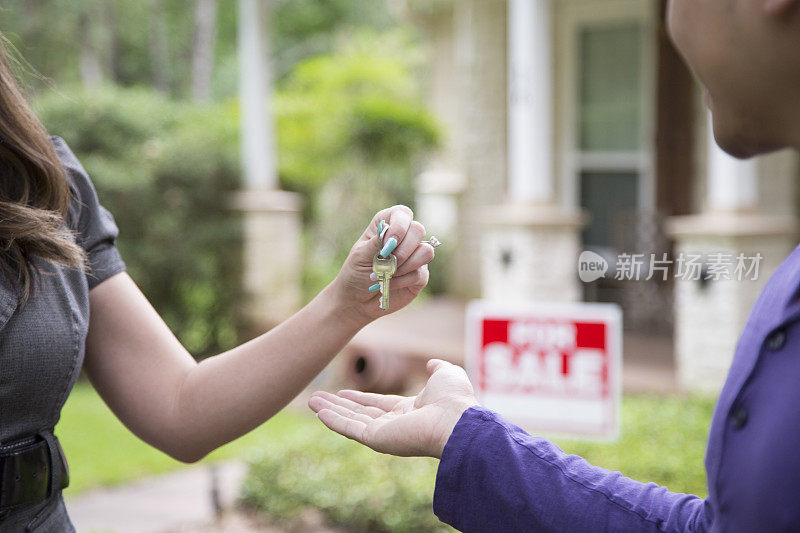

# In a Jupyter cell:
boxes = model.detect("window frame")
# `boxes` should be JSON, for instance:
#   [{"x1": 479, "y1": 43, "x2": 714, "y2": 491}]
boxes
[{"x1": 556, "y1": 0, "x2": 657, "y2": 214}]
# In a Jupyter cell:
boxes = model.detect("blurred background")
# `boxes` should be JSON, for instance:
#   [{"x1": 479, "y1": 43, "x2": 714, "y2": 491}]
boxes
[{"x1": 3, "y1": 0, "x2": 799, "y2": 531}]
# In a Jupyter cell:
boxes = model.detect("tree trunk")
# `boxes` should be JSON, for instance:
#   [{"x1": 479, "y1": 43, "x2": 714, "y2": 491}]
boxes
[
  {"x1": 103, "y1": 1, "x2": 122, "y2": 83},
  {"x1": 191, "y1": 0, "x2": 219, "y2": 101},
  {"x1": 149, "y1": 0, "x2": 172, "y2": 93},
  {"x1": 79, "y1": 5, "x2": 104, "y2": 88}
]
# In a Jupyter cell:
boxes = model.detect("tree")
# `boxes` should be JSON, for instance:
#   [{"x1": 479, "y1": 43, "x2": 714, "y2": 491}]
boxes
[
  {"x1": 149, "y1": 0, "x2": 172, "y2": 93},
  {"x1": 191, "y1": 0, "x2": 219, "y2": 101}
]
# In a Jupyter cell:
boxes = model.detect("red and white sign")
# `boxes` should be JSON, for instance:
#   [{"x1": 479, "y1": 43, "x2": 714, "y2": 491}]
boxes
[{"x1": 466, "y1": 301, "x2": 622, "y2": 440}]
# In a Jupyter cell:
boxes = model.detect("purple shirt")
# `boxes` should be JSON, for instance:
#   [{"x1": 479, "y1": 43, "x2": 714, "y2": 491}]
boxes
[{"x1": 434, "y1": 244, "x2": 800, "y2": 532}]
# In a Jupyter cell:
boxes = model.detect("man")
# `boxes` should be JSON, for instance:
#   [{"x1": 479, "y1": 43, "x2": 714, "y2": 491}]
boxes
[{"x1": 308, "y1": 0, "x2": 800, "y2": 531}]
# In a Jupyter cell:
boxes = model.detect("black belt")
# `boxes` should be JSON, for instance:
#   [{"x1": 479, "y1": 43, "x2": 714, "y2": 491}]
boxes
[{"x1": 0, "y1": 430, "x2": 69, "y2": 514}]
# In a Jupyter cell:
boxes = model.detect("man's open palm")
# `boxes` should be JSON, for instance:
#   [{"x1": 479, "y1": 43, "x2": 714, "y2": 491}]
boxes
[{"x1": 308, "y1": 359, "x2": 478, "y2": 458}]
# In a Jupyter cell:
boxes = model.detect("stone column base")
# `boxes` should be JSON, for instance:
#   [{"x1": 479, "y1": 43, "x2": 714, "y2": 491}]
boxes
[
  {"x1": 230, "y1": 189, "x2": 304, "y2": 332},
  {"x1": 667, "y1": 212, "x2": 798, "y2": 394},
  {"x1": 481, "y1": 203, "x2": 586, "y2": 302}
]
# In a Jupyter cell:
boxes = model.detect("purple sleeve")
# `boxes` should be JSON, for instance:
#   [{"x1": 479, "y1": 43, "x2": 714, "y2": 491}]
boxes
[{"x1": 433, "y1": 407, "x2": 707, "y2": 532}]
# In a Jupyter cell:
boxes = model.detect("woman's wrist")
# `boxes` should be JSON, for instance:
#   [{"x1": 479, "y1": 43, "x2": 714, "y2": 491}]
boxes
[{"x1": 321, "y1": 277, "x2": 373, "y2": 330}]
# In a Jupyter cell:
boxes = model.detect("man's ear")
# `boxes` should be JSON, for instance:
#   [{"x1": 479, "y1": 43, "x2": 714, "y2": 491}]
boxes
[{"x1": 764, "y1": 0, "x2": 797, "y2": 16}]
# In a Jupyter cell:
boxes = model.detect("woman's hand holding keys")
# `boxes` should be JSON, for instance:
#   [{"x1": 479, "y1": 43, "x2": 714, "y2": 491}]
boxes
[{"x1": 330, "y1": 205, "x2": 436, "y2": 325}]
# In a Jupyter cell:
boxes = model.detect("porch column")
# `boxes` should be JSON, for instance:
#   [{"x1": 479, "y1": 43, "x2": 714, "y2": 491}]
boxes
[
  {"x1": 507, "y1": 0, "x2": 553, "y2": 203},
  {"x1": 233, "y1": 0, "x2": 302, "y2": 332},
  {"x1": 706, "y1": 115, "x2": 758, "y2": 212},
  {"x1": 481, "y1": 0, "x2": 584, "y2": 303},
  {"x1": 668, "y1": 112, "x2": 796, "y2": 394}
]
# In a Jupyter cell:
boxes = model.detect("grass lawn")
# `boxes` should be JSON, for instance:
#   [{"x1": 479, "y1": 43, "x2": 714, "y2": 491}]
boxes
[
  {"x1": 57, "y1": 379, "x2": 715, "y2": 499},
  {"x1": 56, "y1": 380, "x2": 311, "y2": 495}
]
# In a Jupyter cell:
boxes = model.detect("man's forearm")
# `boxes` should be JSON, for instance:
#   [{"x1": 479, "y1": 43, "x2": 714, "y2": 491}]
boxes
[
  {"x1": 434, "y1": 407, "x2": 706, "y2": 532},
  {"x1": 172, "y1": 283, "x2": 368, "y2": 461}
]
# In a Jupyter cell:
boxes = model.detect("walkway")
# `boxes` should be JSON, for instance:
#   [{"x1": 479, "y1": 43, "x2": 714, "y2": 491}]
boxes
[{"x1": 65, "y1": 461, "x2": 270, "y2": 533}]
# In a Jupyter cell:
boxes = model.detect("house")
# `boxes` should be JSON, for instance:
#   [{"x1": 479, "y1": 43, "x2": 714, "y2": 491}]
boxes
[{"x1": 409, "y1": 0, "x2": 800, "y2": 393}]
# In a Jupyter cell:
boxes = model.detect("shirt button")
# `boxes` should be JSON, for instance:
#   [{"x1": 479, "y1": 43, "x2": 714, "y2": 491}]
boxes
[
  {"x1": 767, "y1": 329, "x2": 787, "y2": 351},
  {"x1": 731, "y1": 408, "x2": 748, "y2": 430}
]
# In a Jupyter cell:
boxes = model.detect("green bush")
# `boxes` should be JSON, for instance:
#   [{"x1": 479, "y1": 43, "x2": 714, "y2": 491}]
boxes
[
  {"x1": 239, "y1": 419, "x2": 453, "y2": 533},
  {"x1": 274, "y1": 31, "x2": 440, "y2": 298},
  {"x1": 34, "y1": 30, "x2": 440, "y2": 349},
  {"x1": 240, "y1": 394, "x2": 713, "y2": 531},
  {"x1": 36, "y1": 86, "x2": 243, "y2": 356}
]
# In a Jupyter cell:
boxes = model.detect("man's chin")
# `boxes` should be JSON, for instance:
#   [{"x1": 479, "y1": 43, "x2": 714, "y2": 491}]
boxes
[
  {"x1": 715, "y1": 136, "x2": 758, "y2": 159},
  {"x1": 712, "y1": 127, "x2": 784, "y2": 160}
]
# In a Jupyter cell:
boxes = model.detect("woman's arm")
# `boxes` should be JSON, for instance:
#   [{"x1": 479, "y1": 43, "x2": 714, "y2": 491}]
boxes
[{"x1": 83, "y1": 205, "x2": 433, "y2": 463}]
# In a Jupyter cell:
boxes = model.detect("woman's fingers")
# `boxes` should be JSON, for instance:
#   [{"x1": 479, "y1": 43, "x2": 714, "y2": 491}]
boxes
[
  {"x1": 383, "y1": 206, "x2": 414, "y2": 255},
  {"x1": 392, "y1": 220, "x2": 427, "y2": 266},
  {"x1": 363, "y1": 205, "x2": 414, "y2": 255},
  {"x1": 338, "y1": 389, "x2": 406, "y2": 411},
  {"x1": 388, "y1": 264, "x2": 429, "y2": 291},
  {"x1": 317, "y1": 409, "x2": 369, "y2": 443},
  {"x1": 311, "y1": 390, "x2": 385, "y2": 418},
  {"x1": 395, "y1": 243, "x2": 435, "y2": 277}
]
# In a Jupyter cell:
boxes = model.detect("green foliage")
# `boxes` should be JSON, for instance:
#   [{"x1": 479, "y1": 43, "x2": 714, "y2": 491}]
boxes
[
  {"x1": 275, "y1": 31, "x2": 440, "y2": 298},
  {"x1": 57, "y1": 380, "x2": 311, "y2": 494},
  {"x1": 58, "y1": 380, "x2": 713, "y2": 527},
  {"x1": 275, "y1": 30, "x2": 436, "y2": 189},
  {"x1": 1, "y1": 0, "x2": 395, "y2": 98},
  {"x1": 240, "y1": 394, "x2": 714, "y2": 531},
  {"x1": 240, "y1": 421, "x2": 452, "y2": 533},
  {"x1": 559, "y1": 394, "x2": 714, "y2": 498},
  {"x1": 272, "y1": 0, "x2": 395, "y2": 79},
  {"x1": 36, "y1": 86, "x2": 243, "y2": 356}
]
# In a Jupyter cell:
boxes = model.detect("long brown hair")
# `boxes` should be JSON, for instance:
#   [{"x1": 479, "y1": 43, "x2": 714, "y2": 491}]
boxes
[{"x1": 0, "y1": 33, "x2": 85, "y2": 303}]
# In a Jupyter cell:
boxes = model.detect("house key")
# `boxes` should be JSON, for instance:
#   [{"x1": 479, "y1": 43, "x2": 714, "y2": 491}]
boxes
[{"x1": 373, "y1": 252, "x2": 397, "y2": 311}]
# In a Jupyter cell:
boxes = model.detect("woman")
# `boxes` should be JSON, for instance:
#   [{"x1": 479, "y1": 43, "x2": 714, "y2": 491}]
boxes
[
  {"x1": 0, "y1": 35, "x2": 435, "y2": 531},
  {"x1": 309, "y1": 0, "x2": 800, "y2": 531}
]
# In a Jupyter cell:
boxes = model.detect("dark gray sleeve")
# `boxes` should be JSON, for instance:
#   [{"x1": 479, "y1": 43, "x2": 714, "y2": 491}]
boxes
[{"x1": 51, "y1": 136, "x2": 127, "y2": 289}]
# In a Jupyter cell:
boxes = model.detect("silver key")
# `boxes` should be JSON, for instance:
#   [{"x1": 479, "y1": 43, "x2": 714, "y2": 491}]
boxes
[{"x1": 373, "y1": 252, "x2": 397, "y2": 311}]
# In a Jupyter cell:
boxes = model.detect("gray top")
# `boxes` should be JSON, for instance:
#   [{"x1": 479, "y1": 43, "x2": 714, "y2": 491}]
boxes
[{"x1": 0, "y1": 137, "x2": 126, "y2": 531}]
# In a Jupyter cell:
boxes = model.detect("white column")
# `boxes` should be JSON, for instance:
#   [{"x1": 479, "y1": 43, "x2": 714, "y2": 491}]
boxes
[
  {"x1": 238, "y1": 0, "x2": 277, "y2": 190},
  {"x1": 235, "y1": 0, "x2": 301, "y2": 329},
  {"x1": 706, "y1": 113, "x2": 757, "y2": 211},
  {"x1": 507, "y1": 0, "x2": 553, "y2": 203}
]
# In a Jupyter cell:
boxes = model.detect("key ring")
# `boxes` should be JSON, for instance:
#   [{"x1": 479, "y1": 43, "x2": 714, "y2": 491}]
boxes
[
  {"x1": 378, "y1": 220, "x2": 389, "y2": 248},
  {"x1": 377, "y1": 220, "x2": 443, "y2": 249}
]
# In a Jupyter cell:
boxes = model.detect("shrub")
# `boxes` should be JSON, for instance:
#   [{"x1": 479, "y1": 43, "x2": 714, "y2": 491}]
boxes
[
  {"x1": 274, "y1": 31, "x2": 440, "y2": 298},
  {"x1": 37, "y1": 86, "x2": 243, "y2": 356},
  {"x1": 240, "y1": 394, "x2": 713, "y2": 531},
  {"x1": 239, "y1": 419, "x2": 454, "y2": 533}
]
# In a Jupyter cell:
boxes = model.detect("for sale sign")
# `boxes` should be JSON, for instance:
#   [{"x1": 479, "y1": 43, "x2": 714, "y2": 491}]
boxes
[{"x1": 466, "y1": 301, "x2": 622, "y2": 440}]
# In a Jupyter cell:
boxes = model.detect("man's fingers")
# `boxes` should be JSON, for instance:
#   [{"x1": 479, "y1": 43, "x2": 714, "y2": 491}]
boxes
[
  {"x1": 309, "y1": 396, "x2": 374, "y2": 424},
  {"x1": 426, "y1": 358, "x2": 450, "y2": 375},
  {"x1": 311, "y1": 391, "x2": 385, "y2": 418},
  {"x1": 316, "y1": 409, "x2": 369, "y2": 444},
  {"x1": 338, "y1": 389, "x2": 406, "y2": 411},
  {"x1": 395, "y1": 243, "x2": 435, "y2": 277}
]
